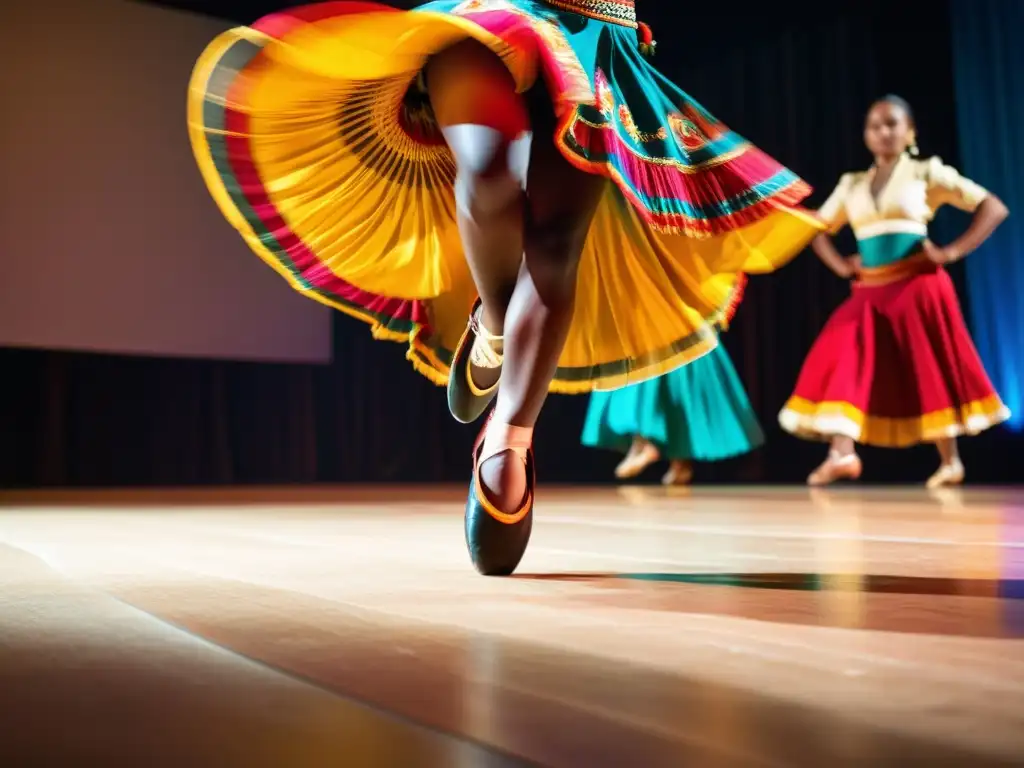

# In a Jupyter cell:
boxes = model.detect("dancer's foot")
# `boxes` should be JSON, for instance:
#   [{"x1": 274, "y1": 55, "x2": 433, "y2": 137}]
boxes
[
  {"x1": 464, "y1": 416, "x2": 534, "y2": 576},
  {"x1": 448, "y1": 300, "x2": 503, "y2": 424},
  {"x1": 614, "y1": 439, "x2": 660, "y2": 479},
  {"x1": 807, "y1": 450, "x2": 862, "y2": 486},
  {"x1": 662, "y1": 460, "x2": 694, "y2": 486},
  {"x1": 926, "y1": 458, "x2": 965, "y2": 489},
  {"x1": 479, "y1": 451, "x2": 529, "y2": 514},
  {"x1": 621, "y1": 436, "x2": 644, "y2": 462}
]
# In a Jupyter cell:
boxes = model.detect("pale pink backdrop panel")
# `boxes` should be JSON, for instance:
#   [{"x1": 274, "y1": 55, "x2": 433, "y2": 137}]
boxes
[{"x1": 0, "y1": 0, "x2": 333, "y2": 364}]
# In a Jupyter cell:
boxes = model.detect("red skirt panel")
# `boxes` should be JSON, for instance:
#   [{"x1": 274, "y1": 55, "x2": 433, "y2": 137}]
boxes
[{"x1": 779, "y1": 256, "x2": 1010, "y2": 447}]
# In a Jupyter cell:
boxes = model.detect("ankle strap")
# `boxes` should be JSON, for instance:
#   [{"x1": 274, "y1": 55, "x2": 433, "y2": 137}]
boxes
[
  {"x1": 480, "y1": 422, "x2": 533, "y2": 464},
  {"x1": 468, "y1": 306, "x2": 503, "y2": 368}
]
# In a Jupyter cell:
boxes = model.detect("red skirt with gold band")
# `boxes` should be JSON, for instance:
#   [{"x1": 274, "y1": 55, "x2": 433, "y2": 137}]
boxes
[{"x1": 779, "y1": 255, "x2": 1010, "y2": 447}]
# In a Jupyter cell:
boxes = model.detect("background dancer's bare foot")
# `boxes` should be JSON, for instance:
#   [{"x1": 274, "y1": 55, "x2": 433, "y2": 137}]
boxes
[
  {"x1": 926, "y1": 459, "x2": 965, "y2": 489},
  {"x1": 615, "y1": 438, "x2": 660, "y2": 479},
  {"x1": 807, "y1": 451, "x2": 862, "y2": 486},
  {"x1": 662, "y1": 460, "x2": 694, "y2": 486}
]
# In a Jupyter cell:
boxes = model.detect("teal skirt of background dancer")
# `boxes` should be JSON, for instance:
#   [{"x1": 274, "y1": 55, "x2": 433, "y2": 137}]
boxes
[{"x1": 581, "y1": 343, "x2": 764, "y2": 462}]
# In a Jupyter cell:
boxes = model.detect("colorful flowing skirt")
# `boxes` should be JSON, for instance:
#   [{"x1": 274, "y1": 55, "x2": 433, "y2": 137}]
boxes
[
  {"x1": 582, "y1": 341, "x2": 765, "y2": 461},
  {"x1": 187, "y1": 0, "x2": 822, "y2": 393},
  {"x1": 778, "y1": 256, "x2": 1011, "y2": 447}
]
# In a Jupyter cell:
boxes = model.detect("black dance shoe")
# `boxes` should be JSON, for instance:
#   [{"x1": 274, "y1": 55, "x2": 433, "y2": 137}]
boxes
[
  {"x1": 447, "y1": 299, "x2": 501, "y2": 424},
  {"x1": 464, "y1": 416, "x2": 534, "y2": 576}
]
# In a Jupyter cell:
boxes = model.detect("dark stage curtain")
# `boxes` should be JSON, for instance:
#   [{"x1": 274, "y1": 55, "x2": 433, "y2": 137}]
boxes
[
  {"x1": 1, "y1": 0, "x2": 1016, "y2": 488},
  {"x1": 948, "y1": 0, "x2": 1024, "y2": 432}
]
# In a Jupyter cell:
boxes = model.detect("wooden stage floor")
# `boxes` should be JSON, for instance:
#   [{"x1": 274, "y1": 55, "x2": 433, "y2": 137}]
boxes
[{"x1": 1, "y1": 484, "x2": 1023, "y2": 767}]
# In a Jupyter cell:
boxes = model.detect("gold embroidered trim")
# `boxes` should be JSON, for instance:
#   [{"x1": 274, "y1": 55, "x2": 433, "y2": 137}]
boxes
[{"x1": 542, "y1": 0, "x2": 637, "y2": 28}]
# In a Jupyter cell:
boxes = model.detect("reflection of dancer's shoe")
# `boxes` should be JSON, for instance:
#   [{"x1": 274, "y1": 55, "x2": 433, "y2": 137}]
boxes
[
  {"x1": 779, "y1": 95, "x2": 1010, "y2": 488},
  {"x1": 584, "y1": 344, "x2": 764, "y2": 486},
  {"x1": 928, "y1": 484, "x2": 965, "y2": 509},
  {"x1": 189, "y1": 1, "x2": 822, "y2": 575}
]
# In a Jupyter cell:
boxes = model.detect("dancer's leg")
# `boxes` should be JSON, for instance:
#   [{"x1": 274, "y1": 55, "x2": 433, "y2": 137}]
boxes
[
  {"x1": 936, "y1": 438, "x2": 960, "y2": 465},
  {"x1": 927, "y1": 437, "x2": 965, "y2": 488},
  {"x1": 480, "y1": 99, "x2": 607, "y2": 511},
  {"x1": 831, "y1": 435, "x2": 856, "y2": 457},
  {"x1": 426, "y1": 41, "x2": 530, "y2": 391}
]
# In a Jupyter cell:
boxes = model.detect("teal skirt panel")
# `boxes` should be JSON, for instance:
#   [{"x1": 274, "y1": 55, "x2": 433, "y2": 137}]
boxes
[{"x1": 581, "y1": 343, "x2": 764, "y2": 462}]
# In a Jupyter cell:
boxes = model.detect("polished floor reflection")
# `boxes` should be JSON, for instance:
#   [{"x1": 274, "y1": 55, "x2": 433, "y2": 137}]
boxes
[{"x1": 1, "y1": 485, "x2": 1023, "y2": 766}]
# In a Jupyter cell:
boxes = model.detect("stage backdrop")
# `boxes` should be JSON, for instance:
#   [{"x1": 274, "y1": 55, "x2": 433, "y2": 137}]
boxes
[
  {"x1": 949, "y1": 0, "x2": 1023, "y2": 431},
  {"x1": 0, "y1": 0, "x2": 1016, "y2": 488},
  {"x1": 0, "y1": 0, "x2": 332, "y2": 364}
]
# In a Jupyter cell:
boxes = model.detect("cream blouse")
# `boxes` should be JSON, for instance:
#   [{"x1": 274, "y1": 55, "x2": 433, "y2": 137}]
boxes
[{"x1": 817, "y1": 154, "x2": 989, "y2": 269}]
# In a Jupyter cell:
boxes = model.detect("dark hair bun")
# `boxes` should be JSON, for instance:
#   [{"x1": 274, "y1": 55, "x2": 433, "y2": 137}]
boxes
[{"x1": 872, "y1": 94, "x2": 915, "y2": 124}]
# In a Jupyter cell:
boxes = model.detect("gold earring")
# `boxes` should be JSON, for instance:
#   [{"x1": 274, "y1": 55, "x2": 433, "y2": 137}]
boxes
[{"x1": 907, "y1": 130, "x2": 919, "y2": 156}]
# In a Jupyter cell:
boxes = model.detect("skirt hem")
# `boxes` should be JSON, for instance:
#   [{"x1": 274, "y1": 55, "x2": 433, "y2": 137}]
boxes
[
  {"x1": 187, "y1": 0, "x2": 821, "y2": 393},
  {"x1": 778, "y1": 396, "x2": 1010, "y2": 448},
  {"x1": 301, "y1": 298, "x2": 728, "y2": 394}
]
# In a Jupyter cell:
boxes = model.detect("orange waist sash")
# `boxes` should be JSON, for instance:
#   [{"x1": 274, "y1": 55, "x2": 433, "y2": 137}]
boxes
[{"x1": 855, "y1": 253, "x2": 938, "y2": 286}]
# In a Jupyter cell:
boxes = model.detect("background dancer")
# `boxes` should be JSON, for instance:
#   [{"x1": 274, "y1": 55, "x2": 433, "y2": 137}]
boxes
[
  {"x1": 778, "y1": 95, "x2": 1009, "y2": 488},
  {"x1": 582, "y1": 299, "x2": 763, "y2": 486}
]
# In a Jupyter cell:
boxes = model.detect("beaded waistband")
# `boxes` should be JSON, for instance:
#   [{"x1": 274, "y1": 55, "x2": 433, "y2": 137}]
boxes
[{"x1": 542, "y1": 0, "x2": 637, "y2": 28}]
